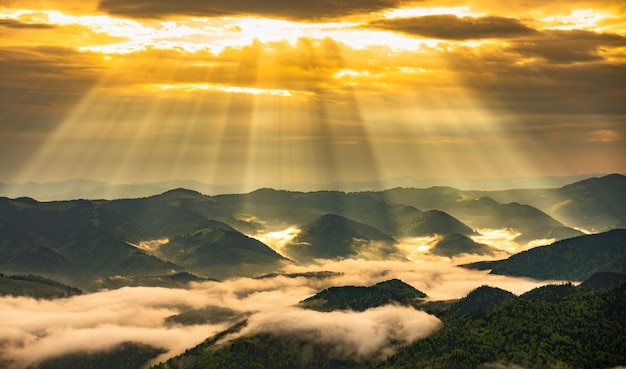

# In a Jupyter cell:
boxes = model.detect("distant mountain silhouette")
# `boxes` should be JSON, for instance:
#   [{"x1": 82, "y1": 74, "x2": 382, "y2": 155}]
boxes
[
  {"x1": 1, "y1": 175, "x2": 600, "y2": 201},
  {"x1": 92, "y1": 271, "x2": 216, "y2": 290},
  {"x1": 548, "y1": 174, "x2": 626, "y2": 232},
  {"x1": 299, "y1": 278, "x2": 426, "y2": 312},
  {"x1": 284, "y1": 214, "x2": 399, "y2": 263},
  {"x1": 215, "y1": 189, "x2": 475, "y2": 238},
  {"x1": 375, "y1": 187, "x2": 583, "y2": 242},
  {"x1": 463, "y1": 229, "x2": 626, "y2": 280},
  {"x1": 469, "y1": 174, "x2": 626, "y2": 233}
]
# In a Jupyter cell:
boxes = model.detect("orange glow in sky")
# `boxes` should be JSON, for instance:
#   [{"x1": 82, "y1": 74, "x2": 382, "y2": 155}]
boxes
[{"x1": 0, "y1": 0, "x2": 624, "y2": 187}]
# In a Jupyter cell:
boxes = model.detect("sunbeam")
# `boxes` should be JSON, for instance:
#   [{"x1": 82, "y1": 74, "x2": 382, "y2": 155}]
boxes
[{"x1": 2, "y1": 2, "x2": 624, "y2": 187}]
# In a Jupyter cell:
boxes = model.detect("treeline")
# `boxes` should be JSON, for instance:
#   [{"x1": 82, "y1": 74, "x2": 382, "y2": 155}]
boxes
[
  {"x1": 31, "y1": 342, "x2": 165, "y2": 369},
  {"x1": 154, "y1": 279, "x2": 626, "y2": 369},
  {"x1": 374, "y1": 283, "x2": 626, "y2": 369},
  {"x1": 0, "y1": 273, "x2": 82, "y2": 298}
]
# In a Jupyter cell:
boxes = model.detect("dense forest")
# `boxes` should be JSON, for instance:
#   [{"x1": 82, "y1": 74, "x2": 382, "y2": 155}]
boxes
[{"x1": 152, "y1": 276, "x2": 626, "y2": 369}]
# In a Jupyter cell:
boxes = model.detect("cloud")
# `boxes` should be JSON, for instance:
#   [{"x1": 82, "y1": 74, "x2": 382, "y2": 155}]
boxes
[
  {"x1": 242, "y1": 305, "x2": 441, "y2": 358},
  {"x1": 368, "y1": 15, "x2": 538, "y2": 40},
  {"x1": 0, "y1": 19, "x2": 56, "y2": 29},
  {"x1": 0, "y1": 46, "x2": 102, "y2": 131},
  {"x1": 1, "y1": 5, "x2": 624, "y2": 184},
  {"x1": 0, "y1": 257, "x2": 556, "y2": 367},
  {"x1": 97, "y1": 0, "x2": 412, "y2": 21},
  {"x1": 0, "y1": 288, "x2": 230, "y2": 368},
  {"x1": 511, "y1": 29, "x2": 626, "y2": 64}
]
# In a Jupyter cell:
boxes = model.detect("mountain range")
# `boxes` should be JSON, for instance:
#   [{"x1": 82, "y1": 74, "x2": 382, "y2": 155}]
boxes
[
  {"x1": 1, "y1": 175, "x2": 625, "y2": 290},
  {"x1": 2, "y1": 174, "x2": 626, "y2": 369},
  {"x1": 0, "y1": 174, "x2": 604, "y2": 201}
]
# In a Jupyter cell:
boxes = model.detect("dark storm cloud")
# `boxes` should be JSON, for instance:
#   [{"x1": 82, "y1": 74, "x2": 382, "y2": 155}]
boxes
[
  {"x1": 0, "y1": 19, "x2": 56, "y2": 29},
  {"x1": 97, "y1": 0, "x2": 412, "y2": 20},
  {"x1": 368, "y1": 15, "x2": 537, "y2": 40},
  {"x1": 511, "y1": 29, "x2": 626, "y2": 64}
]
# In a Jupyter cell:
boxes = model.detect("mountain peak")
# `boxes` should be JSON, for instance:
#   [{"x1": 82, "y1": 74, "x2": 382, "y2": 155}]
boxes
[
  {"x1": 284, "y1": 213, "x2": 399, "y2": 262},
  {"x1": 430, "y1": 233, "x2": 496, "y2": 257},
  {"x1": 159, "y1": 188, "x2": 204, "y2": 196},
  {"x1": 447, "y1": 285, "x2": 516, "y2": 316},
  {"x1": 299, "y1": 278, "x2": 426, "y2": 312}
]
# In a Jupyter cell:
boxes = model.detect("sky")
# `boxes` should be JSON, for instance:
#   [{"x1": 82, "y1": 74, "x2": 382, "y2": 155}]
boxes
[{"x1": 1, "y1": 0, "x2": 625, "y2": 188}]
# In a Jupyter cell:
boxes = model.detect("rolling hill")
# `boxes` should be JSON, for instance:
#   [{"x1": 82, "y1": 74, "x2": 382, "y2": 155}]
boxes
[
  {"x1": 0, "y1": 273, "x2": 82, "y2": 299},
  {"x1": 214, "y1": 189, "x2": 476, "y2": 238},
  {"x1": 429, "y1": 233, "x2": 497, "y2": 258},
  {"x1": 149, "y1": 220, "x2": 287, "y2": 278},
  {"x1": 469, "y1": 173, "x2": 626, "y2": 233},
  {"x1": 151, "y1": 276, "x2": 626, "y2": 369},
  {"x1": 284, "y1": 214, "x2": 399, "y2": 262},
  {"x1": 463, "y1": 229, "x2": 626, "y2": 280},
  {"x1": 374, "y1": 187, "x2": 583, "y2": 242},
  {"x1": 445, "y1": 285, "x2": 516, "y2": 316},
  {"x1": 299, "y1": 278, "x2": 427, "y2": 312},
  {"x1": 0, "y1": 192, "x2": 285, "y2": 289}
]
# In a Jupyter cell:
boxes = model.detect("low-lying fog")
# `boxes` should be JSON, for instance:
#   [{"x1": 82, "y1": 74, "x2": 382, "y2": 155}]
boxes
[{"x1": 0, "y1": 228, "x2": 561, "y2": 368}]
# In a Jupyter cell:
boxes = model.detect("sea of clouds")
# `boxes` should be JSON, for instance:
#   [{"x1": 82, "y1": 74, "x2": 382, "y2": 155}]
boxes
[{"x1": 0, "y1": 228, "x2": 559, "y2": 368}]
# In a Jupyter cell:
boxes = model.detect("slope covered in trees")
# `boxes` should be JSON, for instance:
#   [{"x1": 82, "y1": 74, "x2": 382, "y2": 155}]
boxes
[
  {"x1": 151, "y1": 277, "x2": 626, "y2": 369},
  {"x1": 463, "y1": 229, "x2": 626, "y2": 280},
  {"x1": 299, "y1": 279, "x2": 427, "y2": 312},
  {"x1": 376, "y1": 283, "x2": 626, "y2": 369}
]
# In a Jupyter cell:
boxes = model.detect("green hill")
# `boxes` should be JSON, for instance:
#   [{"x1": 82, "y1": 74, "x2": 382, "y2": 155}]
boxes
[
  {"x1": 285, "y1": 214, "x2": 399, "y2": 262},
  {"x1": 0, "y1": 192, "x2": 284, "y2": 289},
  {"x1": 579, "y1": 271, "x2": 626, "y2": 290},
  {"x1": 299, "y1": 278, "x2": 426, "y2": 312},
  {"x1": 32, "y1": 342, "x2": 165, "y2": 369},
  {"x1": 446, "y1": 285, "x2": 516, "y2": 316},
  {"x1": 520, "y1": 283, "x2": 578, "y2": 301},
  {"x1": 154, "y1": 325, "x2": 363, "y2": 369},
  {"x1": 376, "y1": 283, "x2": 626, "y2": 369},
  {"x1": 152, "y1": 221, "x2": 287, "y2": 278},
  {"x1": 429, "y1": 233, "x2": 496, "y2": 257},
  {"x1": 463, "y1": 229, "x2": 626, "y2": 280},
  {"x1": 152, "y1": 278, "x2": 626, "y2": 369},
  {"x1": 0, "y1": 273, "x2": 82, "y2": 299}
]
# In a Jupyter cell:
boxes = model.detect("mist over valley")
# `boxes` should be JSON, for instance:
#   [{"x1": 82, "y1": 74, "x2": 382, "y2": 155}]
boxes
[{"x1": 1, "y1": 174, "x2": 625, "y2": 368}]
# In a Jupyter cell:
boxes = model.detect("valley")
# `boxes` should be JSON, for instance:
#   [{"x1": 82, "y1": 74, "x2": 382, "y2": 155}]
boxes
[{"x1": 0, "y1": 174, "x2": 625, "y2": 369}]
